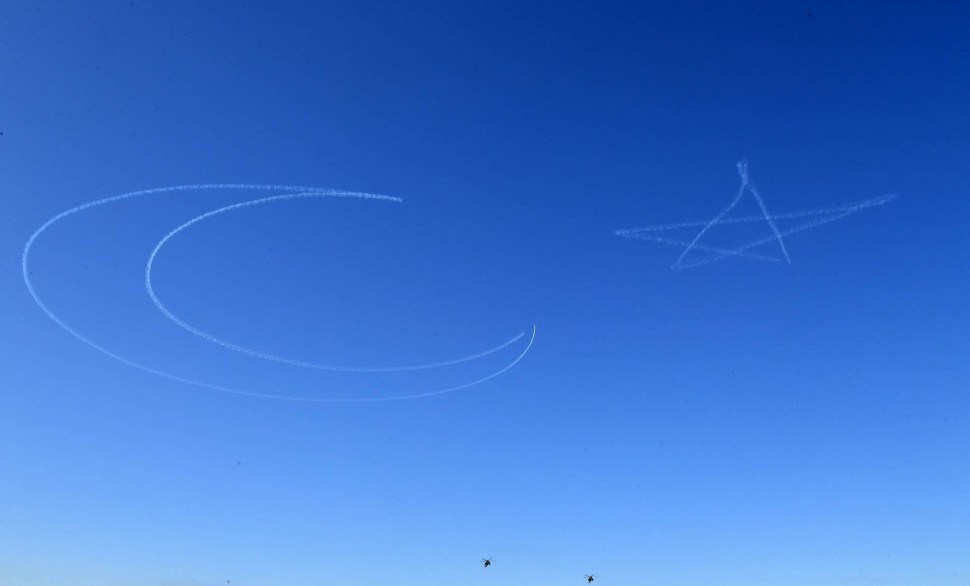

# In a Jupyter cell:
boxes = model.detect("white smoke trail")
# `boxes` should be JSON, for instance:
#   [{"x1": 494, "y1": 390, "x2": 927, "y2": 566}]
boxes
[
  {"x1": 672, "y1": 193, "x2": 899, "y2": 270},
  {"x1": 614, "y1": 154, "x2": 899, "y2": 270},
  {"x1": 615, "y1": 193, "x2": 900, "y2": 234},
  {"x1": 744, "y1": 175, "x2": 791, "y2": 264},
  {"x1": 23, "y1": 184, "x2": 535, "y2": 402},
  {"x1": 145, "y1": 191, "x2": 526, "y2": 372},
  {"x1": 618, "y1": 233, "x2": 784, "y2": 263},
  {"x1": 672, "y1": 159, "x2": 789, "y2": 269},
  {"x1": 670, "y1": 162, "x2": 749, "y2": 269}
]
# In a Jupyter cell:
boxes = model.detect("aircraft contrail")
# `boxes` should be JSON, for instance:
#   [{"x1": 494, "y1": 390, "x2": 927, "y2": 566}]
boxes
[
  {"x1": 617, "y1": 233, "x2": 783, "y2": 263},
  {"x1": 669, "y1": 163, "x2": 750, "y2": 269},
  {"x1": 23, "y1": 183, "x2": 536, "y2": 402},
  {"x1": 672, "y1": 194, "x2": 900, "y2": 269},
  {"x1": 615, "y1": 193, "x2": 899, "y2": 234},
  {"x1": 672, "y1": 159, "x2": 790, "y2": 269},
  {"x1": 145, "y1": 191, "x2": 526, "y2": 372},
  {"x1": 616, "y1": 157, "x2": 899, "y2": 270},
  {"x1": 743, "y1": 171, "x2": 791, "y2": 264}
]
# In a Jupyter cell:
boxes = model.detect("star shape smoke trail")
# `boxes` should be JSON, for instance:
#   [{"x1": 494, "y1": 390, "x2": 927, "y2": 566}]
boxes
[{"x1": 615, "y1": 160, "x2": 898, "y2": 270}]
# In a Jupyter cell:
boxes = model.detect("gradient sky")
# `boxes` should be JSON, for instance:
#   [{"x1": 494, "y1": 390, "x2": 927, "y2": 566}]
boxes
[{"x1": 2, "y1": 1, "x2": 969, "y2": 585}]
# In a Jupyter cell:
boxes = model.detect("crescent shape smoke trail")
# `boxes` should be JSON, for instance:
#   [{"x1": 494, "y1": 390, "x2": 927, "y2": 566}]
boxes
[
  {"x1": 22, "y1": 183, "x2": 536, "y2": 402},
  {"x1": 145, "y1": 191, "x2": 526, "y2": 372}
]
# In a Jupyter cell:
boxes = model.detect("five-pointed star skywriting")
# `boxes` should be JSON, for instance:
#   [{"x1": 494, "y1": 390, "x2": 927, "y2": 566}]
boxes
[{"x1": 615, "y1": 159, "x2": 899, "y2": 270}]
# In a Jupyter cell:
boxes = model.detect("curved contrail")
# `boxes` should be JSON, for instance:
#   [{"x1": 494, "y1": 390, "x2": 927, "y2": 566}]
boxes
[
  {"x1": 145, "y1": 191, "x2": 526, "y2": 372},
  {"x1": 23, "y1": 183, "x2": 535, "y2": 402}
]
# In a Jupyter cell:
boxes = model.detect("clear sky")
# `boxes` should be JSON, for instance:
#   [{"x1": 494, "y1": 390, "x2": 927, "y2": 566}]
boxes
[{"x1": 2, "y1": 1, "x2": 968, "y2": 585}]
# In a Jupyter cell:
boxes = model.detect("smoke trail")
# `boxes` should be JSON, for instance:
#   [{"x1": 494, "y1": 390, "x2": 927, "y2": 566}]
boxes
[
  {"x1": 672, "y1": 159, "x2": 789, "y2": 269},
  {"x1": 23, "y1": 184, "x2": 535, "y2": 402},
  {"x1": 671, "y1": 161, "x2": 749, "y2": 269},
  {"x1": 145, "y1": 191, "x2": 525, "y2": 372},
  {"x1": 672, "y1": 194, "x2": 899, "y2": 269},
  {"x1": 614, "y1": 153, "x2": 899, "y2": 269},
  {"x1": 615, "y1": 193, "x2": 900, "y2": 234},
  {"x1": 618, "y1": 233, "x2": 783, "y2": 263},
  {"x1": 744, "y1": 177, "x2": 790, "y2": 264}
]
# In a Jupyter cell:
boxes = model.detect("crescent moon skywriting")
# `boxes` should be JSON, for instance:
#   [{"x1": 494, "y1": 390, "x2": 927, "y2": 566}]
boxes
[{"x1": 22, "y1": 184, "x2": 536, "y2": 402}]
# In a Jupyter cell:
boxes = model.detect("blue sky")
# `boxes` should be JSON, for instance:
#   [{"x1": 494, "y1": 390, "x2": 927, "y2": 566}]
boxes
[{"x1": 2, "y1": 1, "x2": 968, "y2": 585}]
